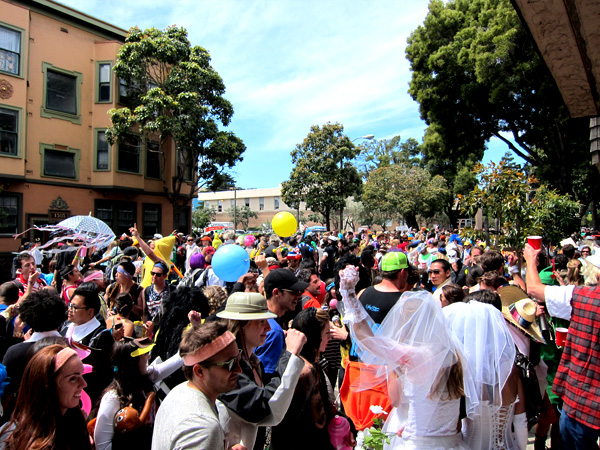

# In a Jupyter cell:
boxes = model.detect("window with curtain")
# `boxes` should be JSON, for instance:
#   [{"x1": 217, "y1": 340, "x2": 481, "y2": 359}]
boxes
[{"x1": 0, "y1": 25, "x2": 20, "y2": 76}]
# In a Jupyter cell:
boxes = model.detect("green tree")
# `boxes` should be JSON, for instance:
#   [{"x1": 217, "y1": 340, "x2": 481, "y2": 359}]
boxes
[
  {"x1": 407, "y1": 0, "x2": 598, "y2": 223},
  {"x1": 281, "y1": 123, "x2": 362, "y2": 230},
  {"x1": 357, "y1": 136, "x2": 425, "y2": 179},
  {"x1": 192, "y1": 205, "x2": 215, "y2": 231},
  {"x1": 209, "y1": 173, "x2": 236, "y2": 192},
  {"x1": 106, "y1": 26, "x2": 246, "y2": 227},
  {"x1": 226, "y1": 206, "x2": 258, "y2": 230},
  {"x1": 363, "y1": 165, "x2": 449, "y2": 229},
  {"x1": 460, "y1": 158, "x2": 581, "y2": 246}
]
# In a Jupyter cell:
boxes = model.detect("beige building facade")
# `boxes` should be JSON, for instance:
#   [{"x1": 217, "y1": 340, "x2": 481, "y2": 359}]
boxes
[
  {"x1": 0, "y1": 0, "x2": 193, "y2": 264},
  {"x1": 198, "y1": 186, "x2": 311, "y2": 230}
]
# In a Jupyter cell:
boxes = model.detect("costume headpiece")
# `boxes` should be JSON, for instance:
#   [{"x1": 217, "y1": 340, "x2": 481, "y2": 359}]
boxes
[{"x1": 182, "y1": 331, "x2": 236, "y2": 366}]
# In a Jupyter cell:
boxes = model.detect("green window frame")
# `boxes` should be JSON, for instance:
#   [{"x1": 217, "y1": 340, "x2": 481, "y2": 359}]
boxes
[
  {"x1": 41, "y1": 62, "x2": 83, "y2": 124},
  {"x1": 96, "y1": 61, "x2": 113, "y2": 103},
  {"x1": 0, "y1": 22, "x2": 24, "y2": 78},
  {"x1": 117, "y1": 132, "x2": 142, "y2": 174},
  {"x1": 94, "y1": 128, "x2": 111, "y2": 171},
  {"x1": 0, "y1": 192, "x2": 22, "y2": 235},
  {"x1": 0, "y1": 104, "x2": 23, "y2": 158},
  {"x1": 39, "y1": 143, "x2": 81, "y2": 180}
]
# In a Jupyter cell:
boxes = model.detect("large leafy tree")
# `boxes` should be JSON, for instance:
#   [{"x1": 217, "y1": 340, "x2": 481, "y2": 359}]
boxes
[
  {"x1": 107, "y1": 26, "x2": 246, "y2": 227},
  {"x1": 281, "y1": 123, "x2": 362, "y2": 230},
  {"x1": 461, "y1": 158, "x2": 581, "y2": 246},
  {"x1": 363, "y1": 165, "x2": 449, "y2": 229},
  {"x1": 226, "y1": 206, "x2": 258, "y2": 230},
  {"x1": 192, "y1": 205, "x2": 215, "y2": 231},
  {"x1": 407, "y1": 0, "x2": 598, "y2": 224},
  {"x1": 357, "y1": 136, "x2": 425, "y2": 179}
]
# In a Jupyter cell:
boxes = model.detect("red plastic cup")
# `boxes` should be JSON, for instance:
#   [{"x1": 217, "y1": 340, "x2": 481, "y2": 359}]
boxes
[
  {"x1": 527, "y1": 236, "x2": 543, "y2": 250},
  {"x1": 555, "y1": 327, "x2": 568, "y2": 347}
]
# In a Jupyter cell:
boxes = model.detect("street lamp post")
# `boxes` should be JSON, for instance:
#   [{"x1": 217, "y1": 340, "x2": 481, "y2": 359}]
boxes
[
  {"x1": 339, "y1": 134, "x2": 374, "y2": 233},
  {"x1": 230, "y1": 187, "x2": 238, "y2": 230}
]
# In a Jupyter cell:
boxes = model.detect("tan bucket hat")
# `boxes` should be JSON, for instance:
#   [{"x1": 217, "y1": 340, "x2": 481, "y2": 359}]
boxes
[{"x1": 217, "y1": 292, "x2": 276, "y2": 321}]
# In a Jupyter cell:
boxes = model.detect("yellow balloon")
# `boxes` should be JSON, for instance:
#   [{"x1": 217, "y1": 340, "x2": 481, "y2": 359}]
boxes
[{"x1": 272, "y1": 212, "x2": 297, "y2": 237}]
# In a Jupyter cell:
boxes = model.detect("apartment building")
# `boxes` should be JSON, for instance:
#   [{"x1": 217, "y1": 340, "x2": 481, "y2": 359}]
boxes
[
  {"x1": 0, "y1": 0, "x2": 193, "y2": 257},
  {"x1": 197, "y1": 186, "x2": 311, "y2": 230}
]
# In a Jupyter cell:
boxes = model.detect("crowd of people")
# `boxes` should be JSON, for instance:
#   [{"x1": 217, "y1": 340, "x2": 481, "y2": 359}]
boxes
[{"x1": 0, "y1": 224, "x2": 600, "y2": 449}]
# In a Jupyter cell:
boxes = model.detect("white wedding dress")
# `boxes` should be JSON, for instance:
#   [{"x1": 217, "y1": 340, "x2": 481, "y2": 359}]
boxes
[
  {"x1": 338, "y1": 269, "x2": 472, "y2": 450},
  {"x1": 462, "y1": 401, "x2": 519, "y2": 450},
  {"x1": 382, "y1": 391, "x2": 469, "y2": 450}
]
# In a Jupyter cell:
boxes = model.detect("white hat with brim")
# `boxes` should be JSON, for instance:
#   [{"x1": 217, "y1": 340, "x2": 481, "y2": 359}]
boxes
[
  {"x1": 217, "y1": 292, "x2": 277, "y2": 321},
  {"x1": 586, "y1": 254, "x2": 600, "y2": 269}
]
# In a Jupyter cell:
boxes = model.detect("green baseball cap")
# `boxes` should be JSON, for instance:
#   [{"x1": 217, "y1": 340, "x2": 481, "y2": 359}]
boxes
[{"x1": 380, "y1": 252, "x2": 408, "y2": 272}]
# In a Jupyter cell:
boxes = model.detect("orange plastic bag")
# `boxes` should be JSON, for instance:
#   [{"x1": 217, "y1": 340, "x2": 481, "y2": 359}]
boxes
[{"x1": 339, "y1": 359, "x2": 392, "y2": 430}]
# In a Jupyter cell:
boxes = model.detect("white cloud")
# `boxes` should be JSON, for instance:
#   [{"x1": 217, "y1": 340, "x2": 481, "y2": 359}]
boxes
[{"x1": 57, "y1": 0, "x2": 431, "y2": 188}]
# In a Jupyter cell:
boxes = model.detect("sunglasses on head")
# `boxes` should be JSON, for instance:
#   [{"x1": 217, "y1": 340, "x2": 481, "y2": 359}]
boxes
[{"x1": 202, "y1": 349, "x2": 242, "y2": 372}]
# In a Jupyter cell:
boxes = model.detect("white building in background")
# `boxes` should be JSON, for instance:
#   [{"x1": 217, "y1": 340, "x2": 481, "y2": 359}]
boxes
[{"x1": 197, "y1": 186, "x2": 311, "y2": 230}]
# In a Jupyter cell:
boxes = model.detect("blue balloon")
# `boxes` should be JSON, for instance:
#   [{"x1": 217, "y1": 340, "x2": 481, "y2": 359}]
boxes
[{"x1": 211, "y1": 244, "x2": 250, "y2": 282}]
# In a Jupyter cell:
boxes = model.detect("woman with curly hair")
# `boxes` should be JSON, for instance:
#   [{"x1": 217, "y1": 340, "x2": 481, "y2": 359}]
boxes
[
  {"x1": 0, "y1": 344, "x2": 90, "y2": 450},
  {"x1": 151, "y1": 286, "x2": 209, "y2": 371},
  {"x1": 93, "y1": 339, "x2": 183, "y2": 450},
  {"x1": 202, "y1": 285, "x2": 228, "y2": 316}
]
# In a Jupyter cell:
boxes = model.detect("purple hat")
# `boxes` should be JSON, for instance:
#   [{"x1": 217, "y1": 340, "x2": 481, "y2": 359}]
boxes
[{"x1": 190, "y1": 253, "x2": 206, "y2": 270}]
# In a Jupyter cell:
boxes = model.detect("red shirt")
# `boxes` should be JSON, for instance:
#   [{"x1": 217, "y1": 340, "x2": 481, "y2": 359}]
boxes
[
  {"x1": 15, "y1": 273, "x2": 46, "y2": 298},
  {"x1": 553, "y1": 286, "x2": 600, "y2": 429},
  {"x1": 302, "y1": 291, "x2": 321, "y2": 309}
]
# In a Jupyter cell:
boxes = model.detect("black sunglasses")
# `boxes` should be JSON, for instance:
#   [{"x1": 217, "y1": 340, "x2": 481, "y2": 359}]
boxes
[
  {"x1": 427, "y1": 269, "x2": 442, "y2": 275},
  {"x1": 282, "y1": 289, "x2": 302, "y2": 296},
  {"x1": 202, "y1": 349, "x2": 242, "y2": 372},
  {"x1": 151, "y1": 272, "x2": 165, "y2": 277}
]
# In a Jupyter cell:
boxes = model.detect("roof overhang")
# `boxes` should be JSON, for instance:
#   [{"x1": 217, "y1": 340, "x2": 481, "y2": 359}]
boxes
[{"x1": 512, "y1": 0, "x2": 600, "y2": 118}]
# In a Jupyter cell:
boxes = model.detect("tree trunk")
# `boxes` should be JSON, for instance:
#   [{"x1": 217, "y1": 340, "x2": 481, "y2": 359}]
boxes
[
  {"x1": 325, "y1": 207, "x2": 331, "y2": 231},
  {"x1": 405, "y1": 212, "x2": 418, "y2": 230}
]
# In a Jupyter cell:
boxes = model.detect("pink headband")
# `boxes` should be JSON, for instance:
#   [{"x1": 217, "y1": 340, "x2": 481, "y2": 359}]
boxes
[
  {"x1": 54, "y1": 347, "x2": 78, "y2": 373},
  {"x1": 83, "y1": 271, "x2": 104, "y2": 283},
  {"x1": 182, "y1": 331, "x2": 236, "y2": 366}
]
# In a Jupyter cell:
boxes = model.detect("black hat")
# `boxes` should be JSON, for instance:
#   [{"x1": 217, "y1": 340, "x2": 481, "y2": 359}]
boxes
[
  {"x1": 122, "y1": 246, "x2": 139, "y2": 257},
  {"x1": 263, "y1": 269, "x2": 309, "y2": 297}
]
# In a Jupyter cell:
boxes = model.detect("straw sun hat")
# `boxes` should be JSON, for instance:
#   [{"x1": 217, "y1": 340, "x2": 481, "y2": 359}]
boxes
[{"x1": 498, "y1": 285, "x2": 546, "y2": 344}]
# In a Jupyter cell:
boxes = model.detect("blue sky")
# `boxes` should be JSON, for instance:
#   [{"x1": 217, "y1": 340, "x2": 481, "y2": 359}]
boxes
[{"x1": 60, "y1": 0, "x2": 521, "y2": 189}]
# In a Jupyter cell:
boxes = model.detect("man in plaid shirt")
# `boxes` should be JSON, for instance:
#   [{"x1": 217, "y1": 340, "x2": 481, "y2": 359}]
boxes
[{"x1": 524, "y1": 243, "x2": 600, "y2": 449}]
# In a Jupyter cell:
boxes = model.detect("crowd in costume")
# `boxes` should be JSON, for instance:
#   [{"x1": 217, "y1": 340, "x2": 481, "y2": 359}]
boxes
[{"x1": 0, "y1": 225, "x2": 600, "y2": 449}]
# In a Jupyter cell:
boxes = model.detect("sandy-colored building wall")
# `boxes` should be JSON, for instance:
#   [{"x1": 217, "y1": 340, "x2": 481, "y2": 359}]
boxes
[
  {"x1": 198, "y1": 186, "x2": 313, "y2": 230},
  {"x1": 0, "y1": 0, "x2": 193, "y2": 258}
]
